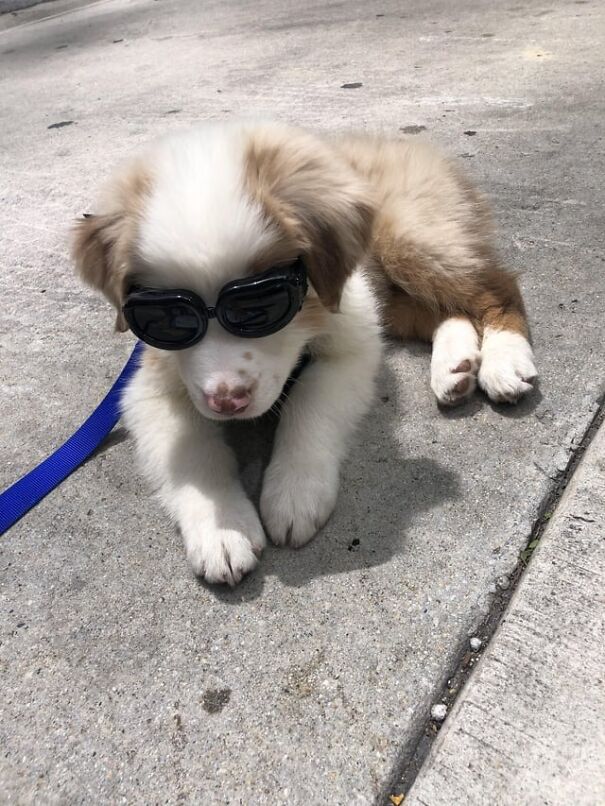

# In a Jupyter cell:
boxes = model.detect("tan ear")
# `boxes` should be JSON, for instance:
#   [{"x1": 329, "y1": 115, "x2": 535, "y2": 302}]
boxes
[
  {"x1": 303, "y1": 197, "x2": 375, "y2": 311},
  {"x1": 246, "y1": 128, "x2": 375, "y2": 311},
  {"x1": 71, "y1": 160, "x2": 151, "y2": 332},
  {"x1": 71, "y1": 213, "x2": 130, "y2": 331}
]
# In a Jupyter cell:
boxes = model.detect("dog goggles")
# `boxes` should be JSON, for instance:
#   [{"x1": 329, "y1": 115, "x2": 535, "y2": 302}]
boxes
[{"x1": 122, "y1": 259, "x2": 308, "y2": 350}]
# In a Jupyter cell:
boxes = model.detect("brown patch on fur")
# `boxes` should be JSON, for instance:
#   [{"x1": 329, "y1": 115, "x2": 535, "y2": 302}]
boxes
[
  {"x1": 141, "y1": 346, "x2": 161, "y2": 369},
  {"x1": 381, "y1": 289, "x2": 441, "y2": 342},
  {"x1": 473, "y1": 272, "x2": 529, "y2": 337},
  {"x1": 71, "y1": 159, "x2": 152, "y2": 331},
  {"x1": 243, "y1": 352, "x2": 253, "y2": 361},
  {"x1": 454, "y1": 359, "x2": 472, "y2": 373},
  {"x1": 244, "y1": 125, "x2": 375, "y2": 311},
  {"x1": 139, "y1": 344, "x2": 192, "y2": 405},
  {"x1": 337, "y1": 134, "x2": 530, "y2": 342}
]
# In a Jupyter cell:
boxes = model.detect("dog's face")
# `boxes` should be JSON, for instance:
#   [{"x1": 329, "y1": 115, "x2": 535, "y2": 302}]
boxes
[{"x1": 72, "y1": 123, "x2": 374, "y2": 419}]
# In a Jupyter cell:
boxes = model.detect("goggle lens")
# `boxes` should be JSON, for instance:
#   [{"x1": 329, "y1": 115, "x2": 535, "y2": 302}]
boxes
[
  {"x1": 219, "y1": 285, "x2": 294, "y2": 334},
  {"x1": 128, "y1": 301, "x2": 203, "y2": 347}
]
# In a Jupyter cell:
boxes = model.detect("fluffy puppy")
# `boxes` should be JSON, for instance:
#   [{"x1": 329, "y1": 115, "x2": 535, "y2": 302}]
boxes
[{"x1": 72, "y1": 121, "x2": 537, "y2": 585}]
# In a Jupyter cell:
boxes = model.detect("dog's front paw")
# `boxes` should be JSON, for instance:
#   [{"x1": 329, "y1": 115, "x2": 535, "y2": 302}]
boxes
[
  {"x1": 182, "y1": 500, "x2": 266, "y2": 585},
  {"x1": 260, "y1": 460, "x2": 339, "y2": 548}
]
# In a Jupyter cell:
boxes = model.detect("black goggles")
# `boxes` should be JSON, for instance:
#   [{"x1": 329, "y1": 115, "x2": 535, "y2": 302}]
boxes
[{"x1": 123, "y1": 259, "x2": 308, "y2": 351}]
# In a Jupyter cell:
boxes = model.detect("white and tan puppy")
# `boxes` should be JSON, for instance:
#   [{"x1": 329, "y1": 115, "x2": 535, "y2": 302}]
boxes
[{"x1": 72, "y1": 121, "x2": 536, "y2": 585}]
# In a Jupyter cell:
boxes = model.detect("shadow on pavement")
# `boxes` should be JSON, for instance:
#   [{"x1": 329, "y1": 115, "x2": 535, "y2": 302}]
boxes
[{"x1": 210, "y1": 359, "x2": 462, "y2": 601}]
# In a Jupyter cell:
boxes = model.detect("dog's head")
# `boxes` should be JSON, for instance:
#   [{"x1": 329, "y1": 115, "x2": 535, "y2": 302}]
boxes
[{"x1": 72, "y1": 123, "x2": 374, "y2": 419}]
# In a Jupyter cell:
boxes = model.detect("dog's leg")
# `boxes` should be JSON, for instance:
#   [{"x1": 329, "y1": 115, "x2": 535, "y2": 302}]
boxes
[
  {"x1": 380, "y1": 267, "x2": 537, "y2": 405},
  {"x1": 381, "y1": 291, "x2": 481, "y2": 406},
  {"x1": 260, "y1": 353, "x2": 378, "y2": 547},
  {"x1": 476, "y1": 288, "x2": 537, "y2": 404},
  {"x1": 260, "y1": 297, "x2": 382, "y2": 548},
  {"x1": 430, "y1": 316, "x2": 481, "y2": 406},
  {"x1": 121, "y1": 356, "x2": 265, "y2": 585}
]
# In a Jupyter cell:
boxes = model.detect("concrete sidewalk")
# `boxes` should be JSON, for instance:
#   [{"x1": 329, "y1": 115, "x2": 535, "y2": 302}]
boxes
[
  {"x1": 1, "y1": 0, "x2": 604, "y2": 803},
  {"x1": 406, "y1": 417, "x2": 605, "y2": 806}
]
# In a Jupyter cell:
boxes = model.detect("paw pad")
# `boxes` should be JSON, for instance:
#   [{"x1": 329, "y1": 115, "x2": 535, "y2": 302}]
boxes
[{"x1": 453, "y1": 359, "x2": 472, "y2": 373}]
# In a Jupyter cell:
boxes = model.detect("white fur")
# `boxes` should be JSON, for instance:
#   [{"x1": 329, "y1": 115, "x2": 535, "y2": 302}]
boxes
[
  {"x1": 133, "y1": 124, "x2": 317, "y2": 422},
  {"x1": 431, "y1": 317, "x2": 481, "y2": 405},
  {"x1": 138, "y1": 124, "x2": 276, "y2": 298},
  {"x1": 176, "y1": 318, "x2": 311, "y2": 421},
  {"x1": 260, "y1": 272, "x2": 382, "y2": 546},
  {"x1": 479, "y1": 328, "x2": 537, "y2": 403},
  {"x1": 121, "y1": 357, "x2": 266, "y2": 586}
]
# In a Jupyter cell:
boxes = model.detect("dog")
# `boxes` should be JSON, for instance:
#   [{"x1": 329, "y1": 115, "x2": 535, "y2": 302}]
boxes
[{"x1": 72, "y1": 121, "x2": 537, "y2": 585}]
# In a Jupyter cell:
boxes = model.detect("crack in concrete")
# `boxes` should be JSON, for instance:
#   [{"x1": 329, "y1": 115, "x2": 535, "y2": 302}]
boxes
[{"x1": 380, "y1": 391, "x2": 605, "y2": 805}]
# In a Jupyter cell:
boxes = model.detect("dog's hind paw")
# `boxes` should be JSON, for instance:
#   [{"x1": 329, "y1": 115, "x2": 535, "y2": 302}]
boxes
[{"x1": 479, "y1": 329, "x2": 537, "y2": 404}]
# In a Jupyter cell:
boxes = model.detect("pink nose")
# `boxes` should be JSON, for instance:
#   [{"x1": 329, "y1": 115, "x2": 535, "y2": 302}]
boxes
[{"x1": 204, "y1": 390, "x2": 251, "y2": 414}]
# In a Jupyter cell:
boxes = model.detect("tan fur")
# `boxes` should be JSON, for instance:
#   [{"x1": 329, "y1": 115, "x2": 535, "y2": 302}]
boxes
[
  {"x1": 244, "y1": 126, "x2": 375, "y2": 311},
  {"x1": 71, "y1": 159, "x2": 152, "y2": 331},
  {"x1": 245, "y1": 128, "x2": 529, "y2": 341},
  {"x1": 334, "y1": 134, "x2": 529, "y2": 341},
  {"x1": 74, "y1": 127, "x2": 529, "y2": 344},
  {"x1": 381, "y1": 290, "x2": 441, "y2": 342}
]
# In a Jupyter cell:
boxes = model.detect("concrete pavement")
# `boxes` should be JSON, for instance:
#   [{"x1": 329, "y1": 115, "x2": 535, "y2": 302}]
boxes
[
  {"x1": 1, "y1": 0, "x2": 604, "y2": 803},
  {"x1": 406, "y1": 416, "x2": 605, "y2": 806}
]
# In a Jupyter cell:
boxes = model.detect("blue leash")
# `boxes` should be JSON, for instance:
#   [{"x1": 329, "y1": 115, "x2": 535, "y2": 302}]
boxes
[{"x1": 0, "y1": 342, "x2": 144, "y2": 536}]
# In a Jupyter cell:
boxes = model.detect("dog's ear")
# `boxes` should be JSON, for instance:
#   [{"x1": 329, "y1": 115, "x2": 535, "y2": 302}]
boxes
[
  {"x1": 246, "y1": 129, "x2": 375, "y2": 311},
  {"x1": 301, "y1": 190, "x2": 375, "y2": 311},
  {"x1": 71, "y1": 162, "x2": 150, "y2": 331},
  {"x1": 71, "y1": 213, "x2": 131, "y2": 331}
]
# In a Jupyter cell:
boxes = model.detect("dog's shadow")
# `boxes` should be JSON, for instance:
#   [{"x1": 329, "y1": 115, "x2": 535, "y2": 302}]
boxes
[
  {"x1": 209, "y1": 337, "x2": 543, "y2": 600},
  {"x1": 210, "y1": 358, "x2": 461, "y2": 602},
  {"x1": 97, "y1": 342, "x2": 540, "y2": 599}
]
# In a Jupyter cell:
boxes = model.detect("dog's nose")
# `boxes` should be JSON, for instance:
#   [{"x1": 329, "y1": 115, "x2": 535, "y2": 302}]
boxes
[{"x1": 204, "y1": 387, "x2": 251, "y2": 414}]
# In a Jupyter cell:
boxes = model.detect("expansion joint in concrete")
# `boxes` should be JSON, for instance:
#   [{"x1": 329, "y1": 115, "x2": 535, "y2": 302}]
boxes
[{"x1": 381, "y1": 391, "x2": 605, "y2": 805}]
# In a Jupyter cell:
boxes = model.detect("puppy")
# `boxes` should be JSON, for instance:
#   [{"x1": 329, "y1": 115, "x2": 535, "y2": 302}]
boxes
[{"x1": 72, "y1": 121, "x2": 537, "y2": 585}]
